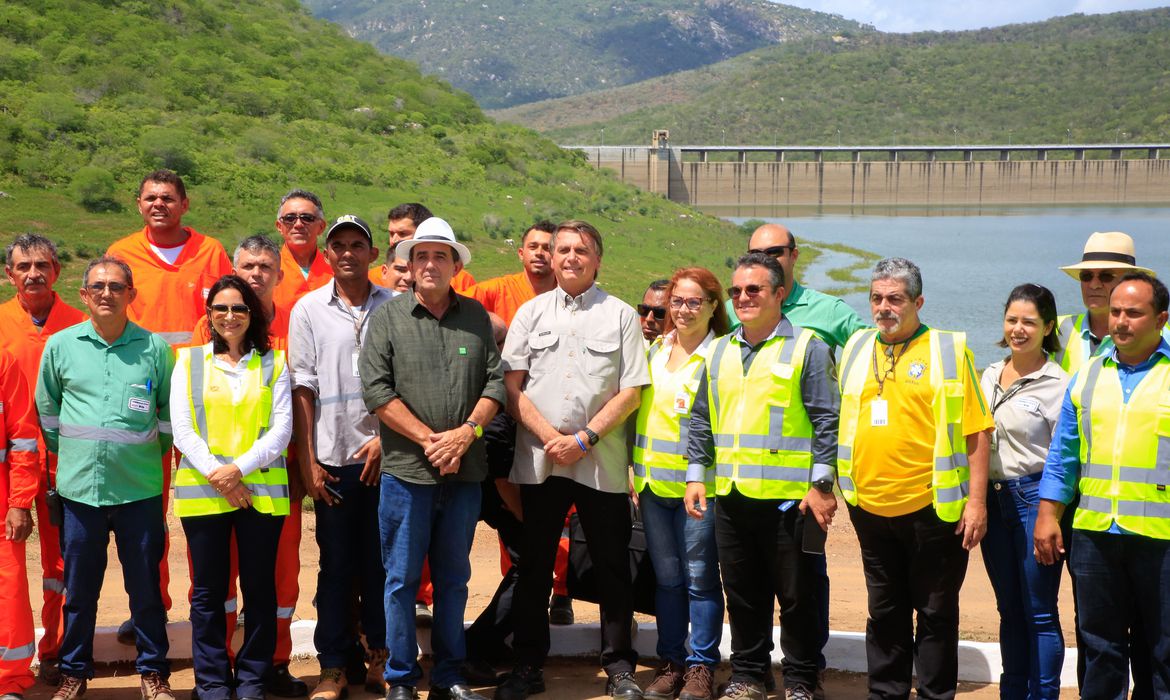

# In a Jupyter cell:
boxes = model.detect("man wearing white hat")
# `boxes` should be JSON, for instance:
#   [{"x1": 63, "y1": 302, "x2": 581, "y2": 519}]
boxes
[
  {"x1": 1056, "y1": 231, "x2": 1155, "y2": 373},
  {"x1": 361, "y1": 217, "x2": 506, "y2": 700}
]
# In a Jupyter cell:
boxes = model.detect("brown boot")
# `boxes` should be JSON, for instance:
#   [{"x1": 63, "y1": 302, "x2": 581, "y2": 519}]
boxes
[
  {"x1": 679, "y1": 664, "x2": 714, "y2": 700},
  {"x1": 643, "y1": 660, "x2": 684, "y2": 699},
  {"x1": 51, "y1": 675, "x2": 86, "y2": 700},
  {"x1": 365, "y1": 649, "x2": 389, "y2": 694},
  {"x1": 139, "y1": 672, "x2": 175, "y2": 700},
  {"x1": 310, "y1": 668, "x2": 347, "y2": 700}
]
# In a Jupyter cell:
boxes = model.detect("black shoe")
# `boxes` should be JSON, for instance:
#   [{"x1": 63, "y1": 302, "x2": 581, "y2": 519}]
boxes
[
  {"x1": 493, "y1": 666, "x2": 544, "y2": 700},
  {"x1": 385, "y1": 687, "x2": 417, "y2": 700},
  {"x1": 116, "y1": 617, "x2": 136, "y2": 646},
  {"x1": 265, "y1": 663, "x2": 308, "y2": 698},
  {"x1": 429, "y1": 685, "x2": 488, "y2": 700},
  {"x1": 547, "y1": 595, "x2": 574, "y2": 626},
  {"x1": 606, "y1": 671, "x2": 643, "y2": 699},
  {"x1": 461, "y1": 659, "x2": 502, "y2": 687},
  {"x1": 344, "y1": 643, "x2": 367, "y2": 686},
  {"x1": 38, "y1": 658, "x2": 62, "y2": 686}
]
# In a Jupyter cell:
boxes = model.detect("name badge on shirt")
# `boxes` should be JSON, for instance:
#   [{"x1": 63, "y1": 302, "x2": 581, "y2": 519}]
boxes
[
  {"x1": 128, "y1": 397, "x2": 152, "y2": 413},
  {"x1": 352, "y1": 351, "x2": 361, "y2": 378},
  {"x1": 870, "y1": 398, "x2": 889, "y2": 427},
  {"x1": 674, "y1": 389, "x2": 692, "y2": 415},
  {"x1": 1015, "y1": 396, "x2": 1041, "y2": 413}
]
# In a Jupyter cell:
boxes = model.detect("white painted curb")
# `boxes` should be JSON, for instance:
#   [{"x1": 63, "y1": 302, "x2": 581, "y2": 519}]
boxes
[{"x1": 36, "y1": 622, "x2": 1080, "y2": 687}]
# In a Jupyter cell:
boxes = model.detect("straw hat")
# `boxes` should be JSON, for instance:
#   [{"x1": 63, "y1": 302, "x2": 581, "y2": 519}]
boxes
[{"x1": 1060, "y1": 231, "x2": 1153, "y2": 280}]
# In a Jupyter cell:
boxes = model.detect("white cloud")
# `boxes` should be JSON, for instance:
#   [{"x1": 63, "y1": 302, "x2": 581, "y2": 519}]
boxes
[{"x1": 780, "y1": 0, "x2": 1168, "y2": 32}]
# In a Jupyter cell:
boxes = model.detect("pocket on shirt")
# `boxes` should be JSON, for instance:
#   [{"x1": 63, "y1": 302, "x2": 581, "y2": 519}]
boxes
[
  {"x1": 120, "y1": 384, "x2": 156, "y2": 432},
  {"x1": 527, "y1": 331, "x2": 559, "y2": 375},
  {"x1": 768, "y1": 363, "x2": 794, "y2": 408},
  {"x1": 583, "y1": 336, "x2": 620, "y2": 381}
]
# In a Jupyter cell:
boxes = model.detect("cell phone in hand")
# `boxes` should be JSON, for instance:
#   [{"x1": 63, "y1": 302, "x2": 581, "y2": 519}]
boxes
[{"x1": 324, "y1": 484, "x2": 344, "y2": 503}]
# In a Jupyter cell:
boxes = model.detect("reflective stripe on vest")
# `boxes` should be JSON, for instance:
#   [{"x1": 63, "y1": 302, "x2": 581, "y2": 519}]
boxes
[
  {"x1": 174, "y1": 346, "x2": 289, "y2": 518},
  {"x1": 708, "y1": 328, "x2": 814, "y2": 500},
  {"x1": 836, "y1": 328, "x2": 971, "y2": 522},
  {"x1": 1070, "y1": 354, "x2": 1170, "y2": 540},
  {"x1": 632, "y1": 338, "x2": 710, "y2": 498},
  {"x1": 0, "y1": 641, "x2": 34, "y2": 661}
]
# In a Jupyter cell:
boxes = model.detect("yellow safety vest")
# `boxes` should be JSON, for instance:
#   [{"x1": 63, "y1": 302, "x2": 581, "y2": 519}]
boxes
[
  {"x1": 707, "y1": 328, "x2": 814, "y2": 500},
  {"x1": 1055, "y1": 314, "x2": 1102, "y2": 374},
  {"x1": 174, "y1": 346, "x2": 290, "y2": 517},
  {"x1": 1069, "y1": 354, "x2": 1170, "y2": 540},
  {"x1": 836, "y1": 328, "x2": 970, "y2": 522},
  {"x1": 633, "y1": 338, "x2": 711, "y2": 498}
]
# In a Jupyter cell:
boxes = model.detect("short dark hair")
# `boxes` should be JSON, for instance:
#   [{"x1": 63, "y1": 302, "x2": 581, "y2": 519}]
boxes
[
  {"x1": 523, "y1": 220, "x2": 557, "y2": 243},
  {"x1": 6, "y1": 233, "x2": 58, "y2": 266},
  {"x1": 205, "y1": 275, "x2": 271, "y2": 356},
  {"x1": 646, "y1": 279, "x2": 670, "y2": 294},
  {"x1": 387, "y1": 203, "x2": 432, "y2": 227},
  {"x1": 735, "y1": 252, "x2": 785, "y2": 290},
  {"x1": 278, "y1": 189, "x2": 324, "y2": 219},
  {"x1": 138, "y1": 169, "x2": 187, "y2": 200},
  {"x1": 1115, "y1": 272, "x2": 1169, "y2": 314},
  {"x1": 997, "y1": 283, "x2": 1061, "y2": 355},
  {"x1": 83, "y1": 255, "x2": 134, "y2": 288}
]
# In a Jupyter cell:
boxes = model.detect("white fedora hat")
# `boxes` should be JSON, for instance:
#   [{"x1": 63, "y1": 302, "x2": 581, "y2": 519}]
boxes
[{"x1": 1060, "y1": 231, "x2": 1153, "y2": 280}]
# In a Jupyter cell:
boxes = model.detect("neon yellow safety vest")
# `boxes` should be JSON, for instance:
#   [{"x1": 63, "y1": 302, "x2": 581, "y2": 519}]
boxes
[
  {"x1": 174, "y1": 346, "x2": 290, "y2": 517},
  {"x1": 1055, "y1": 314, "x2": 1103, "y2": 374},
  {"x1": 707, "y1": 328, "x2": 815, "y2": 500},
  {"x1": 633, "y1": 337, "x2": 712, "y2": 498},
  {"x1": 1068, "y1": 354, "x2": 1170, "y2": 540},
  {"x1": 836, "y1": 328, "x2": 970, "y2": 522}
]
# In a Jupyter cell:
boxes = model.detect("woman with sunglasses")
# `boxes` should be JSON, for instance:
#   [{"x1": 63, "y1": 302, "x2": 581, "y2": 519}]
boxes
[
  {"x1": 979, "y1": 284, "x2": 1069, "y2": 699},
  {"x1": 633, "y1": 267, "x2": 730, "y2": 700},
  {"x1": 170, "y1": 275, "x2": 293, "y2": 700}
]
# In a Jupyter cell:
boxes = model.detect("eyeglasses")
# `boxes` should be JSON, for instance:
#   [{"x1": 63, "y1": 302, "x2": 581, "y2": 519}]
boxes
[
  {"x1": 669, "y1": 296, "x2": 707, "y2": 311},
  {"x1": 637, "y1": 304, "x2": 667, "y2": 320},
  {"x1": 748, "y1": 244, "x2": 793, "y2": 257},
  {"x1": 279, "y1": 213, "x2": 319, "y2": 225},
  {"x1": 726, "y1": 284, "x2": 769, "y2": 299},
  {"x1": 1079, "y1": 270, "x2": 1117, "y2": 284},
  {"x1": 209, "y1": 304, "x2": 251, "y2": 317},
  {"x1": 85, "y1": 282, "x2": 128, "y2": 295}
]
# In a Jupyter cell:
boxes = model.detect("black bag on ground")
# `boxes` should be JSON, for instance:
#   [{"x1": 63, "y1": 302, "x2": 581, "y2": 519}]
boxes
[{"x1": 565, "y1": 502, "x2": 657, "y2": 615}]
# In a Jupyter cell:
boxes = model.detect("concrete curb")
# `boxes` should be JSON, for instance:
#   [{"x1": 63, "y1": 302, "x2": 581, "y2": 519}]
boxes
[{"x1": 37, "y1": 622, "x2": 1079, "y2": 687}]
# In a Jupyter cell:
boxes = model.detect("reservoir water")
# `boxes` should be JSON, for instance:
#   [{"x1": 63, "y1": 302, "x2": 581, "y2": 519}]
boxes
[{"x1": 730, "y1": 206, "x2": 1170, "y2": 367}]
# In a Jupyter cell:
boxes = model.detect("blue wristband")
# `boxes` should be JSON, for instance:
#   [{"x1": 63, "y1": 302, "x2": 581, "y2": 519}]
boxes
[{"x1": 574, "y1": 434, "x2": 587, "y2": 452}]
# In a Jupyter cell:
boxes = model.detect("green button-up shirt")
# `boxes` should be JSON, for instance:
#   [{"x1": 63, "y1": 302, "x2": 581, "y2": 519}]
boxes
[
  {"x1": 360, "y1": 291, "x2": 506, "y2": 484},
  {"x1": 36, "y1": 321, "x2": 174, "y2": 506},
  {"x1": 726, "y1": 281, "x2": 866, "y2": 351}
]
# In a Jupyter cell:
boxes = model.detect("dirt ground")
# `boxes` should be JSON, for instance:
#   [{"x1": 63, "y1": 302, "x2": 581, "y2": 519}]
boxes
[{"x1": 20, "y1": 502, "x2": 1080, "y2": 698}]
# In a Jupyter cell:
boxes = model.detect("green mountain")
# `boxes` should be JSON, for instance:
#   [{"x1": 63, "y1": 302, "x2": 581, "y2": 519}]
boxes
[
  {"x1": 300, "y1": 0, "x2": 871, "y2": 109},
  {"x1": 494, "y1": 8, "x2": 1170, "y2": 147},
  {"x1": 0, "y1": 0, "x2": 760, "y2": 304}
]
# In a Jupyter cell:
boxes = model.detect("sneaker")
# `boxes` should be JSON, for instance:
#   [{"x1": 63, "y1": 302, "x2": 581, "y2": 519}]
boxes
[
  {"x1": 140, "y1": 672, "x2": 175, "y2": 700},
  {"x1": 784, "y1": 685, "x2": 815, "y2": 700},
  {"x1": 605, "y1": 671, "x2": 643, "y2": 699},
  {"x1": 310, "y1": 667, "x2": 347, "y2": 700},
  {"x1": 116, "y1": 617, "x2": 136, "y2": 645},
  {"x1": 679, "y1": 665, "x2": 714, "y2": 700},
  {"x1": 716, "y1": 680, "x2": 764, "y2": 700},
  {"x1": 414, "y1": 602, "x2": 433, "y2": 628},
  {"x1": 50, "y1": 676, "x2": 86, "y2": 700},
  {"x1": 266, "y1": 663, "x2": 309, "y2": 697},
  {"x1": 38, "y1": 658, "x2": 62, "y2": 686},
  {"x1": 642, "y1": 660, "x2": 683, "y2": 699},
  {"x1": 548, "y1": 595, "x2": 574, "y2": 626},
  {"x1": 494, "y1": 665, "x2": 544, "y2": 700},
  {"x1": 365, "y1": 648, "x2": 389, "y2": 694}
]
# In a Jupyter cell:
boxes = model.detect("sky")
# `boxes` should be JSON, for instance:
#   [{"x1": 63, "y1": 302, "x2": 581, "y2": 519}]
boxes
[{"x1": 780, "y1": 0, "x2": 1168, "y2": 32}]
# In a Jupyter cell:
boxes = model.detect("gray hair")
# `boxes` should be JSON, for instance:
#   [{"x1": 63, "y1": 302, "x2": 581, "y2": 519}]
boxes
[
  {"x1": 6, "y1": 233, "x2": 59, "y2": 266},
  {"x1": 735, "y1": 251, "x2": 785, "y2": 290},
  {"x1": 277, "y1": 189, "x2": 325, "y2": 220},
  {"x1": 83, "y1": 255, "x2": 134, "y2": 288},
  {"x1": 872, "y1": 257, "x2": 922, "y2": 299},
  {"x1": 234, "y1": 235, "x2": 282, "y2": 269}
]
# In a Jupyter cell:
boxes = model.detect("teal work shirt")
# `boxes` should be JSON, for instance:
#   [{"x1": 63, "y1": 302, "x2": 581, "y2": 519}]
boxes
[
  {"x1": 36, "y1": 320, "x2": 174, "y2": 507},
  {"x1": 726, "y1": 281, "x2": 866, "y2": 351}
]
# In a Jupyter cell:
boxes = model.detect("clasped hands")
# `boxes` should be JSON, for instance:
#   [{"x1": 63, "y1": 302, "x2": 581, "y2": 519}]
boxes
[
  {"x1": 207, "y1": 463, "x2": 251, "y2": 509},
  {"x1": 423, "y1": 424, "x2": 475, "y2": 475}
]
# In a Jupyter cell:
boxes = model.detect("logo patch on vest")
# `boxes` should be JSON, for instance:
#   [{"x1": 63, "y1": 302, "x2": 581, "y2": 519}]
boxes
[{"x1": 907, "y1": 361, "x2": 926, "y2": 380}]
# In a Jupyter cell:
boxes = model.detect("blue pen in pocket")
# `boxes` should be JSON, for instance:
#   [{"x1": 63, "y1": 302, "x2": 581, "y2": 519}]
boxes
[{"x1": 146, "y1": 378, "x2": 153, "y2": 393}]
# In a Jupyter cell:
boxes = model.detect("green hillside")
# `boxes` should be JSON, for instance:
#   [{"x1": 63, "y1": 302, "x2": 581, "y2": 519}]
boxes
[
  {"x1": 300, "y1": 0, "x2": 871, "y2": 109},
  {"x1": 0, "y1": 0, "x2": 766, "y2": 304},
  {"x1": 495, "y1": 8, "x2": 1170, "y2": 146}
]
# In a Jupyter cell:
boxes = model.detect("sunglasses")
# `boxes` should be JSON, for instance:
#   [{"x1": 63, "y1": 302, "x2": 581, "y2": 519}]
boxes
[
  {"x1": 1079, "y1": 270, "x2": 1117, "y2": 284},
  {"x1": 209, "y1": 304, "x2": 251, "y2": 316},
  {"x1": 85, "y1": 282, "x2": 129, "y2": 294},
  {"x1": 279, "y1": 213, "x2": 319, "y2": 225},
  {"x1": 748, "y1": 244, "x2": 793, "y2": 257},
  {"x1": 669, "y1": 296, "x2": 707, "y2": 311},
  {"x1": 726, "y1": 284, "x2": 770, "y2": 299},
  {"x1": 637, "y1": 303, "x2": 667, "y2": 320}
]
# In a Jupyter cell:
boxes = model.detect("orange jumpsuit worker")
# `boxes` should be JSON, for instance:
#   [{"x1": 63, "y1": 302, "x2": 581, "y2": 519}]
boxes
[
  {"x1": 106, "y1": 169, "x2": 232, "y2": 637},
  {"x1": 0, "y1": 347, "x2": 40, "y2": 697},
  {"x1": 272, "y1": 189, "x2": 334, "y2": 311},
  {"x1": 0, "y1": 233, "x2": 88, "y2": 684}
]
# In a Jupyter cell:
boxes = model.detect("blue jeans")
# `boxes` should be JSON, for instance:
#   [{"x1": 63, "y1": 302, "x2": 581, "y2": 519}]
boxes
[
  {"x1": 979, "y1": 473, "x2": 1065, "y2": 699},
  {"x1": 1069, "y1": 529, "x2": 1170, "y2": 700},
  {"x1": 313, "y1": 463, "x2": 386, "y2": 669},
  {"x1": 378, "y1": 474, "x2": 481, "y2": 689},
  {"x1": 639, "y1": 489, "x2": 723, "y2": 667},
  {"x1": 59, "y1": 496, "x2": 169, "y2": 679}
]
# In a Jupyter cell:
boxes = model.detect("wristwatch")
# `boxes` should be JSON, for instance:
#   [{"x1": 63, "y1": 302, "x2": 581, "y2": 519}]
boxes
[
  {"x1": 583, "y1": 427, "x2": 600, "y2": 446},
  {"x1": 812, "y1": 478, "x2": 835, "y2": 494},
  {"x1": 463, "y1": 420, "x2": 483, "y2": 439}
]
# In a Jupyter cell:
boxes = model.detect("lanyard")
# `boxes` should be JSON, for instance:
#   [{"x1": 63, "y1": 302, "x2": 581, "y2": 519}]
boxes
[
  {"x1": 337, "y1": 293, "x2": 369, "y2": 350},
  {"x1": 991, "y1": 377, "x2": 1036, "y2": 416},
  {"x1": 872, "y1": 338, "x2": 910, "y2": 397}
]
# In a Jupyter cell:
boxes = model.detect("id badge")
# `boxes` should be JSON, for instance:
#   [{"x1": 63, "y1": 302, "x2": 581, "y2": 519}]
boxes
[
  {"x1": 352, "y1": 351, "x2": 361, "y2": 378},
  {"x1": 870, "y1": 398, "x2": 889, "y2": 427},
  {"x1": 673, "y1": 389, "x2": 692, "y2": 415}
]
